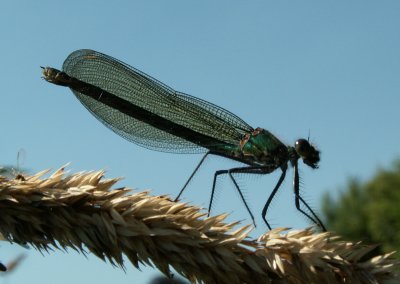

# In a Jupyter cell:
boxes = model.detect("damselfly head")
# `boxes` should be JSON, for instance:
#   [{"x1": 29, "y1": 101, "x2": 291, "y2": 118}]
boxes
[
  {"x1": 295, "y1": 139, "x2": 320, "y2": 169},
  {"x1": 41, "y1": 67, "x2": 71, "y2": 87}
]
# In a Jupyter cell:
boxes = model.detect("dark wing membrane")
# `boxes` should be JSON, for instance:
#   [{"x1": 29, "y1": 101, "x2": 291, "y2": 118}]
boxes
[
  {"x1": 63, "y1": 49, "x2": 253, "y2": 153},
  {"x1": 70, "y1": 91, "x2": 204, "y2": 153}
]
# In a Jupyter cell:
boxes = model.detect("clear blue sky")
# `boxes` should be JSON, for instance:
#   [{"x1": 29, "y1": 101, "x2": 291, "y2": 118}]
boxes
[{"x1": 1, "y1": 1, "x2": 399, "y2": 283}]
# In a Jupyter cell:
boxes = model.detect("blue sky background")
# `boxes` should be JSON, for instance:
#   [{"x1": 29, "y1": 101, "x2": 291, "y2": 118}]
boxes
[{"x1": 1, "y1": 1, "x2": 399, "y2": 283}]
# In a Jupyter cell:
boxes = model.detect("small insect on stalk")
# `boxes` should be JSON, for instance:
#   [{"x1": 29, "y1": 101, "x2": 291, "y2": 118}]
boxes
[
  {"x1": 42, "y1": 49, "x2": 326, "y2": 231},
  {"x1": 14, "y1": 149, "x2": 26, "y2": 181}
]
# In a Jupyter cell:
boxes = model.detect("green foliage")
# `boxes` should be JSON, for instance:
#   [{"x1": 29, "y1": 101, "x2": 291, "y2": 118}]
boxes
[
  {"x1": 322, "y1": 159, "x2": 400, "y2": 255},
  {"x1": 0, "y1": 166, "x2": 15, "y2": 177}
]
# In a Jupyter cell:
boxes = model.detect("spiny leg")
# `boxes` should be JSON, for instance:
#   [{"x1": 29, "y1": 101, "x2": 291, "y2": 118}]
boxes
[
  {"x1": 293, "y1": 161, "x2": 326, "y2": 231},
  {"x1": 209, "y1": 169, "x2": 224, "y2": 216},
  {"x1": 261, "y1": 166, "x2": 287, "y2": 230},
  {"x1": 209, "y1": 169, "x2": 255, "y2": 226},
  {"x1": 175, "y1": 152, "x2": 210, "y2": 201},
  {"x1": 228, "y1": 171, "x2": 256, "y2": 226},
  {"x1": 209, "y1": 166, "x2": 271, "y2": 227},
  {"x1": 297, "y1": 194, "x2": 327, "y2": 232}
]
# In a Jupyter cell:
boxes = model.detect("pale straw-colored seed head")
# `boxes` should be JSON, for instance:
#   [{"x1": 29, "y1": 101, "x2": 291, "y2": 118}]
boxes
[{"x1": 0, "y1": 166, "x2": 398, "y2": 283}]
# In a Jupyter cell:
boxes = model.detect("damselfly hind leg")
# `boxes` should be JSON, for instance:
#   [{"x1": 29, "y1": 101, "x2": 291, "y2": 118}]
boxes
[{"x1": 174, "y1": 152, "x2": 210, "y2": 201}]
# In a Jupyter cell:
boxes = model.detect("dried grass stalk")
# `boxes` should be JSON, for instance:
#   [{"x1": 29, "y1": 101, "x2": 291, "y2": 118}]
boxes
[{"x1": 0, "y1": 166, "x2": 398, "y2": 283}]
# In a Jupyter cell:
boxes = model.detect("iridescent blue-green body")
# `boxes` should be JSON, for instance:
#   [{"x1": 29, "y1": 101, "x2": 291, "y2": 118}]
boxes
[{"x1": 42, "y1": 49, "x2": 325, "y2": 231}]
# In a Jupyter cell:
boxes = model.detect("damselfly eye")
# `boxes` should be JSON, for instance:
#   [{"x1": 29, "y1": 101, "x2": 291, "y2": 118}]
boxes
[
  {"x1": 295, "y1": 139, "x2": 320, "y2": 168},
  {"x1": 295, "y1": 139, "x2": 311, "y2": 156}
]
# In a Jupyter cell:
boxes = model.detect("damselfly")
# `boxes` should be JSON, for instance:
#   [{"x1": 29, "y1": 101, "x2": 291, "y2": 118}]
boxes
[{"x1": 42, "y1": 49, "x2": 326, "y2": 231}]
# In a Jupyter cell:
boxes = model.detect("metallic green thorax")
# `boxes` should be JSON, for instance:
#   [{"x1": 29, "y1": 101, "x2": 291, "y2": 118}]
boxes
[{"x1": 212, "y1": 127, "x2": 290, "y2": 168}]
